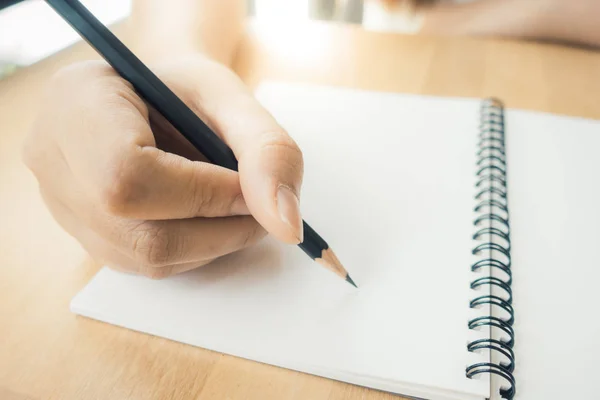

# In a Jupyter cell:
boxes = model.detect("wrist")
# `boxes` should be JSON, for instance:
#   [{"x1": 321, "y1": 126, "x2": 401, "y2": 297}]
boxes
[{"x1": 128, "y1": 0, "x2": 245, "y2": 67}]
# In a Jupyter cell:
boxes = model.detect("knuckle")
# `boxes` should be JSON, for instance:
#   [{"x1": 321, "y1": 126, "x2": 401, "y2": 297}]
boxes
[
  {"x1": 259, "y1": 131, "x2": 302, "y2": 155},
  {"x1": 49, "y1": 63, "x2": 85, "y2": 86},
  {"x1": 130, "y1": 222, "x2": 177, "y2": 267},
  {"x1": 141, "y1": 266, "x2": 172, "y2": 280},
  {"x1": 195, "y1": 179, "x2": 216, "y2": 215},
  {"x1": 103, "y1": 81, "x2": 148, "y2": 120},
  {"x1": 97, "y1": 149, "x2": 143, "y2": 216},
  {"x1": 50, "y1": 60, "x2": 111, "y2": 87},
  {"x1": 240, "y1": 222, "x2": 266, "y2": 248},
  {"x1": 259, "y1": 132, "x2": 304, "y2": 166},
  {"x1": 186, "y1": 168, "x2": 227, "y2": 216},
  {"x1": 98, "y1": 172, "x2": 134, "y2": 216},
  {"x1": 257, "y1": 131, "x2": 304, "y2": 181},
  {"x1": 52, "y1": 61, "x2": 147, "y2": 119}
]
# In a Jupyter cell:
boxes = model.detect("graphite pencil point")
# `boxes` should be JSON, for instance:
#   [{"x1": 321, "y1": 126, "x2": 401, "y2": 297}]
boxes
[{"x1": 346, "y1": 274, "x2": 358, "y2": 288}]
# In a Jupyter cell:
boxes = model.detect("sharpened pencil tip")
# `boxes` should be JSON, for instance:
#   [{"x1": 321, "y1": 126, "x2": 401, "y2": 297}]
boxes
[
  {"x1": 315, "y1": 247, "x2": 357, "y2": 288},
  {"x1": 346, "y1": 274, "x2": 358, "y2": 288}
]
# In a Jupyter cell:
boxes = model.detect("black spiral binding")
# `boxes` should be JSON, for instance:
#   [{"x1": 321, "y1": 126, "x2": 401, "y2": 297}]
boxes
[{"x1": 465, "y1": 98, "x2": 515, "y2": 399}]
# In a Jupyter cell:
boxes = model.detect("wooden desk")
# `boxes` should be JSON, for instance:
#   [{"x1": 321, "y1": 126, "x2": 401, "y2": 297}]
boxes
[{"x1": 1, "y1": 21, "x2": 599, "y2": 400}]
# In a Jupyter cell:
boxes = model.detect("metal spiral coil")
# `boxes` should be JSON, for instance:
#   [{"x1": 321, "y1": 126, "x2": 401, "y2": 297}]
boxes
[{"x1": 466, "y1": 98, "x2": 516, "y2": 399}]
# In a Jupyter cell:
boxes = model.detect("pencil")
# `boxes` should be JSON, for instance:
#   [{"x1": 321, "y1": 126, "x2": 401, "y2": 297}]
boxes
[{"x1": 44, "y1": 0, "x2": 357, "y2": 288}]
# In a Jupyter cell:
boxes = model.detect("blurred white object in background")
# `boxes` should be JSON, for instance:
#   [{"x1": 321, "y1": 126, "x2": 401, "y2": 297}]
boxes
[
  {"x1": 362, "y1": 0, "x2": 424, "y2": 33},
  {"x1": 254, "y1": 0, "x2": 311, "y2": 21},
  {"x1": 0, "y1": 0, "x2": 131, "y2": 68}
]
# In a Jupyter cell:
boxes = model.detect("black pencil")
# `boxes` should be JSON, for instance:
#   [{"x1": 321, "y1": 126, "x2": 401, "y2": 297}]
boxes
[{"x1": 44, "y1": 0, "x2": 357, "y2": 288}]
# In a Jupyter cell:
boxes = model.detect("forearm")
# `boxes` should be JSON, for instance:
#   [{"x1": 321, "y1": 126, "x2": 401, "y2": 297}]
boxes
[
  {"x1": 130, "y1": 0, "x2": 246, "y2": 66},
  {"x1": 421, "y1": 0, "x2": 600, "y2": 48},
  {"x1": 541, "y1": 1, "x2": 600, "y2": 47}
]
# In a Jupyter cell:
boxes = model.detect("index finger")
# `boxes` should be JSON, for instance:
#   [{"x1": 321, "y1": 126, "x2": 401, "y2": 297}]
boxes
[{"x1": 157, "y1": 59, "x2": 306, "y2": 245}]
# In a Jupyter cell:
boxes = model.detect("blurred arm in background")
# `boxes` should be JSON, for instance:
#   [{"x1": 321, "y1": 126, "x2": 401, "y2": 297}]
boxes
[
  {"x1": 130, "y1": 0, "x2": 600, "y2": 63},
  {"x1": 420, "y1": 0, "x2": 600, "y2": 48}
]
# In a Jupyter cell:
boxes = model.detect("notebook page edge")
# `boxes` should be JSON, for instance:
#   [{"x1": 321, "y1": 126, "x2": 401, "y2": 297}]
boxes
[{"x1": 70, "y1": 282, "x2": 485, "y2": 400}]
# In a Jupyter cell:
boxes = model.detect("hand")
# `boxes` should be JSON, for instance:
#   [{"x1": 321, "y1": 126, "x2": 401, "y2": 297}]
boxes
[{"x1": 23, "y1": 55, "x2": 304, "y2": 279}]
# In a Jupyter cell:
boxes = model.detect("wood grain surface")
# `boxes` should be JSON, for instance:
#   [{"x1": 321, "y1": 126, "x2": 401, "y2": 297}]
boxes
[{"x1": 1, "y1": 19, "x2": 599, "y2": 400}]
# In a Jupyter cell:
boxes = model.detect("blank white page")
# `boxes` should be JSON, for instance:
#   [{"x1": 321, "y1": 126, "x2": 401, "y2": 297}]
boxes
[
  {"x1": 71, "y1": 83, "x2": 490, "y2": 400},
  {"x1": 505, "y1": 109, "x2": 600, "y2": 400}
]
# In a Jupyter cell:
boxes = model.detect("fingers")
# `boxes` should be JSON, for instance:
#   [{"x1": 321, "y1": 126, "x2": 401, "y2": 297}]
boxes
[
  {"x1": 48, "y1": 61, "x2": 250, "y2": 220},
  {"x1": 41, "y1": 188, "x2": 266, "y2": 278},
  {"x1": 156, "y1": 58, "x2": 305, "y2": 244},
  {"x1": 91, "y1": 146, "x2": 251, "y2": 219},
  {"x1": 45, "y1": 176, "x2": 267, "y2": 268},
  {"x1": 120, "y1": 215, "x2": 266, "y2": 267}
]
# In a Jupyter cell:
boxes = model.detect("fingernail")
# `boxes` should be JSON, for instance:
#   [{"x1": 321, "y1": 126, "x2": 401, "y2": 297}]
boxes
[
  {"x1": 277, "y1": 185, "x2": 303, "y2": 243},
  {"x1": 230, "y1": 194, "x2": 250, "y2": 215}
]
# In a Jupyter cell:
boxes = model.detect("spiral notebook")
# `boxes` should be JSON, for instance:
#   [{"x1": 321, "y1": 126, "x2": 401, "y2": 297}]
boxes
[{"x1": 70, "y1": 82, "x2": 600, "y2": 400}]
